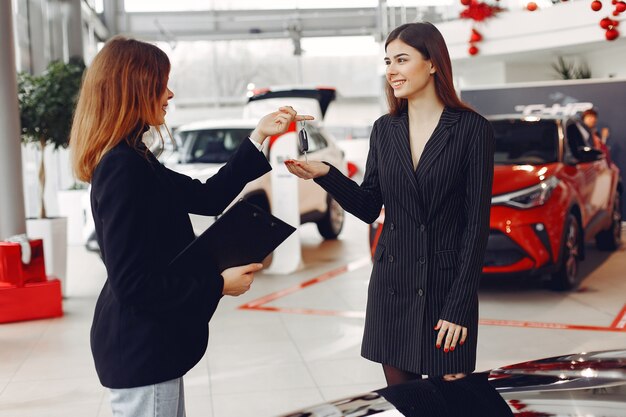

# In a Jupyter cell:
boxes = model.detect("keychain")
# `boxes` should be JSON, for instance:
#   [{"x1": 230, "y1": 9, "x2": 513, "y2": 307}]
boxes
[{"x1": 298, "y1": 121, "x2": 309, "y2": 162}]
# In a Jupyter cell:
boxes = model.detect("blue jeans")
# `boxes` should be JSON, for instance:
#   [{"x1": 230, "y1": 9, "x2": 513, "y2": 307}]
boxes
[{"x1": 109, "y1": 377, "x2": 185, "y2": 417}]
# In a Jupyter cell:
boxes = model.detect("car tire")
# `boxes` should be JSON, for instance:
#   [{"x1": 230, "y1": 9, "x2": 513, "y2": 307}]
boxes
[
  {"x1": 316, "y1": 194, "x2": 344, "y2": 240},
  {"x1": 549, "y1": 213, "x2": 581, "y2": 291},
  {"x1": 595, "y1": 192, "x2": 622, "y2": 251}
]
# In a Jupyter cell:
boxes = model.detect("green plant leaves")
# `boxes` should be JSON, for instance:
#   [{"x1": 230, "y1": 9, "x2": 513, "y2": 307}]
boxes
[{"x1": 17, "y1": 57, "x2": 86, "y2": 150}]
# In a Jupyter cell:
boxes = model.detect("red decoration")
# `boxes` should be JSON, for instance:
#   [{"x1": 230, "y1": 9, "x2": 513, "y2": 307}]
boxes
[
  {"x1": 460, "y1": 2, "x2": 504, "y2": 21},
  {"x1": 527, "y1": 2, "x2": 538, "y2": 11},
  {"x1": 613, "y1": 9, "x2": 621, "y2": 14},
  {"x1": 616, "y1": 1, "x2": 626, "y2": 12},
  {"x1": 470, "y1": 28, "x2": 483, "y2": 42},
  {"x1": 606, "y1": 27, "x2": 620, "y2": 39},
  {"x1": 460, "y1": 1, "x2": 505, "y2": 57},
  {"x1": 591, "y1": 0, "x2": 603, "y2": 11},
  {"x1": 600, "y1": 16, "x2": 613, "y2": 28}
]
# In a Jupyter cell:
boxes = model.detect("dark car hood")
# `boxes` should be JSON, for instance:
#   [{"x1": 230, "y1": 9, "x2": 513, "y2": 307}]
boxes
[
  {"x1": 279, "y1": 350, "x2": 626, "y2": 417},
  {"x1": 493, "y1": 164, "x2": 560, "y2": 196}
]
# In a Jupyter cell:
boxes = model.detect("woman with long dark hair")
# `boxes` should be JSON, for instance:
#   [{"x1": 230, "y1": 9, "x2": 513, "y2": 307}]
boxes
[
  {"x1": 70, "y1": 36, "x2": 311, "y2": 416},
  {"x1": 285, "y1": 22, "x2": 494, "y2": 385}
]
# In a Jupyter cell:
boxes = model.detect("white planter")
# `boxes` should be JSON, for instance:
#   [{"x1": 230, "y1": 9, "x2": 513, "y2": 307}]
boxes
[
  {"x1": 57, "y1": 189, "x2": 88, "y2": 245},
  {"x1": 26, "y1": 217, "x2": 68, "y2": 296}
]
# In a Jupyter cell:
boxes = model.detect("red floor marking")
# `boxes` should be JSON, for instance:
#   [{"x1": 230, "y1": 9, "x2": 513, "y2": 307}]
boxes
[
  {"x1": 240, "y1": 258, "x2": 626, "y2": 333},
  {"x1": 479, "y1": 318, "x2": 626, "y2": 333},
  {"x1": 239, "y1": 257, "x2": 371, "y2": 310},
  {"x1": 610, "y1": 304, "x2": 626, "y2": 329}
]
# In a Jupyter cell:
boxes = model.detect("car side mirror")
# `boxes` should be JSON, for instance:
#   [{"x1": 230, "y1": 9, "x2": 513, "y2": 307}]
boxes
[{"x1": 576, "y1": 146, "x2": 605, "y2": 163}]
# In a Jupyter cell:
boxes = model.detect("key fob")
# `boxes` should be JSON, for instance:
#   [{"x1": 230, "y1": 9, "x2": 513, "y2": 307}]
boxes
[{"x1": 298, "y1": 127, "x2": 309, "y2": 153}]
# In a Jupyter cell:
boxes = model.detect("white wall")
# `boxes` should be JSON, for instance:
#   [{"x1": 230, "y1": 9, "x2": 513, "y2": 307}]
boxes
[{"x1": 583, "y1": 43, "x2": 626, "y2": 79}]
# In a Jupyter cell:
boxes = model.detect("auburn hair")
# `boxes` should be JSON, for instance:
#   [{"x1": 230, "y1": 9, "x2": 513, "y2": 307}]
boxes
[
  {"x1": 384, "y1": 22, "x2": 473, "y2": 116},
  {"x1": 70, "y1": 36, "x2": 170, "y2": 182}
]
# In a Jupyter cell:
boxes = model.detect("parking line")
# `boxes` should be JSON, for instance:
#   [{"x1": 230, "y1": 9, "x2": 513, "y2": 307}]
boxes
[
  {"x1": 610, "y1": 304, "x2": 626, "y2": 329},
  {"x1": 239, "y1": 257, "x2": 371, "y2": 310},
  {"x1": 478, "y1": 318, "x2": 626, "y2": 333},
  {"x1": 240, "y1": 259, "x2": 626, "y2": 333}
]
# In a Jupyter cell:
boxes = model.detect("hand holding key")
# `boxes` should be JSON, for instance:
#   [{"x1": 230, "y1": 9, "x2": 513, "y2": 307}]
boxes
[{"x1": 250, "y1": 107, "x2": 314, "y2": 145}]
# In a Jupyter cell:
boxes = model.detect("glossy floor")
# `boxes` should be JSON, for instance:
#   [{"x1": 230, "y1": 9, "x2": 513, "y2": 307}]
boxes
[{"x1": 0, "y1": 215, "x2": 625, "y2": 417}]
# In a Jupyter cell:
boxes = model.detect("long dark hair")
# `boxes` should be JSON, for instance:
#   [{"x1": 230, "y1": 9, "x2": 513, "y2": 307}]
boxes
[{"x1": 384, "y1": 22, "x2": 472, "y2": 116}]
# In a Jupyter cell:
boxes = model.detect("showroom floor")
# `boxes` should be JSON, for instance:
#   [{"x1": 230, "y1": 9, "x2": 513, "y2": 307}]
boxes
[{"x1": 0, "y1": 214, "x2": 625, "y2": 417}]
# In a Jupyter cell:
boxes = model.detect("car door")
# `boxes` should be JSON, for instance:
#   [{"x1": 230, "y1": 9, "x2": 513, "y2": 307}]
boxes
[{"x1": 564, "y1": 121, "x2": 605, "y2": 224}]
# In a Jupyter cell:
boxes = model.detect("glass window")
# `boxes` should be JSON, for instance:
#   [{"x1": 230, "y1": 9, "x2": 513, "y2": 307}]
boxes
[
  {"x1": 179, "y1": 128, "x2": 250, "y2": 163},
  {"x1": 124, "y1": 0, "x2": 378, "y2": 12},
  {"x1": 491, "y1": 119, "x2": 558, "y2": 165}
]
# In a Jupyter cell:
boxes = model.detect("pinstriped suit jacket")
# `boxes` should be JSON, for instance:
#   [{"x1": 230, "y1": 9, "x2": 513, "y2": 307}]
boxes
[{"x1": 315, "y1": 107, "x2": 495, "y2": 375}]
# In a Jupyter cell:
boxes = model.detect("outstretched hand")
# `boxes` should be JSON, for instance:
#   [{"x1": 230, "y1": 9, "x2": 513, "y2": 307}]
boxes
[
  {"x1": 250, "y1": 106, "x2": 314, "y2": 145},
  {"x1": 283, "y1": 159, "x2": 330, "y2": 180}
]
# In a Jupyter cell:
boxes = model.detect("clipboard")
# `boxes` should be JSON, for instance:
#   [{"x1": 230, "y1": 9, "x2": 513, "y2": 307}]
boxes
[{"x1": 168, "y1": 200, "x2": 296, "y2": 272}]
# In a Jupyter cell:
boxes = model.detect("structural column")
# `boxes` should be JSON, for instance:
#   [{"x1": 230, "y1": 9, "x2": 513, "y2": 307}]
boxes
[
  {"x1": 0, "y1": 0, "x2": 27, "y2": 238},
  {"x1": 65, "y1": 0, "x2": 84, "y2": 59},
  {"x1": 102, "y1": 0, "x2": 120, "y2": 35}
]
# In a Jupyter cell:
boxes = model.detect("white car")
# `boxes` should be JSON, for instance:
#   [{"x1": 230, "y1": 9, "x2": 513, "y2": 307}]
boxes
[
  {"x1": 165, "y1": 118, "x2": 347, "y2": 239},
  {"x1": 85, "y1": 87, "x2": 349, "y2": 255}
]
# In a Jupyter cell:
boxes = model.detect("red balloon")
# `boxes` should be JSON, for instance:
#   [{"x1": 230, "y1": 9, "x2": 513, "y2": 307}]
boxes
[
  {"x1": 591, "y1": 0, "x2": 603, "y2": 11},
  {"x1": 600, "y1": 17, "x2": 613, "y2": 28},
  {"x1": 606, "y1": 28, "x2": 619, "y2": 40},
  {"x1": 527, "y1": 2, "x2": 538, "y2": 11},
  {"x1": 616, "y1": 1, "x2": 626, "y2": 12},
  {"x1": 468, "y1": 45, "x2": 479, "y2": 55}
]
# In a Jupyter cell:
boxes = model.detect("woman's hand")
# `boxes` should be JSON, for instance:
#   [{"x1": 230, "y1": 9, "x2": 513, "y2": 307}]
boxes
[
  {"x1": 221, "y1": 263, "x2": 263, "y2": 296},
  {"x1": 434, "y1": 319, "x2": 467, "y2": 353},
  {"x1": 283, "y1": 159, "x2": 330, "y2": 180},
  {"x1": 250, "y1": 106, "x2": 314, "y2": 145}
]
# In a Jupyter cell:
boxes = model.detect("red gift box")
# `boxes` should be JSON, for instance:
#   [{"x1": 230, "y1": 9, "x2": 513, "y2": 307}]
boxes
[{"x1": 0, "y1": 239, "x2": 63, "y2": 323}]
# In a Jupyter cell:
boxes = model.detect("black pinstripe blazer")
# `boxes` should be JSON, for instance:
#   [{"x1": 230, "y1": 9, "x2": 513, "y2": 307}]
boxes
[{"x1": 315, "y1": 107, "x2": 494, "y2": 375}]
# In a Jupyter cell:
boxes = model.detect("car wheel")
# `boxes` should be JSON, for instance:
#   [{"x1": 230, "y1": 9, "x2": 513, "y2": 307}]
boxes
[
  {"x1": 549, "y1": 213, "x2": 581, "y2": 291},
  {"x1": 595, "y1": 192, "x2": 622, "y2": 251},
  {"x1": 316, "y1": 195, "x2": 344, "y2": 240}
]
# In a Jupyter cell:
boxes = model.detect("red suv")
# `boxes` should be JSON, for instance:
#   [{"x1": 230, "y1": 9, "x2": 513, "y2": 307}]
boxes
[{"x1": 370, "y1": 115, "x2": 621, "y2": 290}]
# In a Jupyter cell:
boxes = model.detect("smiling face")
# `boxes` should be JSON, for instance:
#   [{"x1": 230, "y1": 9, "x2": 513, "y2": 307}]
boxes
[
  {"x1": 384, "y1": 39, "x2": 435, "y2": 101},
  {"x1": 154, "y1": 81, "x2": 174, "y2": 126}
]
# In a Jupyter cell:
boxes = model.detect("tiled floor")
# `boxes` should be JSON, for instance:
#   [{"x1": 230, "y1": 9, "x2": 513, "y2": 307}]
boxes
[{"x1": 1, "y1": 216, "x2": 625, "y2": 417}]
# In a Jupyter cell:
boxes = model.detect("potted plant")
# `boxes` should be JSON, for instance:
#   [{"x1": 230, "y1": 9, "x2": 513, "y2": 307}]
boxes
[{"x1": 18, "y1": 57, "x2": 85, "y2": 295}]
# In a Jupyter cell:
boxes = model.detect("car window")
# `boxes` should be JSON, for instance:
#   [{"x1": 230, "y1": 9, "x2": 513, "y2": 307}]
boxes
[
  {"x1": 304, "y1": 125, "x2": 328, "y2": 154},
  {"x1": 491, "y1": 120, "x2": 559, "y2": 165},
  {"x1": 179, "y1": 128, "x2": 251, "y2": 163},
  {"x1": 564, "y1": 122, "x2": 594, "y2": 161}
]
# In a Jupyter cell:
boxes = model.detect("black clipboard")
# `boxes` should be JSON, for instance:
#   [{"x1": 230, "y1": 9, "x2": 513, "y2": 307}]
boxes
[{"x1": 169, "y1": 200, "x2": 296, "y2": 272}]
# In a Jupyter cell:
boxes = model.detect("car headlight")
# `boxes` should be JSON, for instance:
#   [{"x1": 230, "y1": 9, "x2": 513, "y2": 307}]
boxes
[{"x1": 492, "y1": 176, "x2": 560, "y2": 209}]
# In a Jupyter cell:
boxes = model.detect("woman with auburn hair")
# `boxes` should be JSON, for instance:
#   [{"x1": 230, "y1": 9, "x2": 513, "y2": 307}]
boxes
[
  {"x1": 285, "y1": 22, "x2": 494, "y2": 385},
  {"x1": 70, "y1": 36, "x2": 312, "y2": 416}
]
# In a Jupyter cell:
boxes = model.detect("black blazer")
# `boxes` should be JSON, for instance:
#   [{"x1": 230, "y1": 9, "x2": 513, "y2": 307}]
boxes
[
  {"x1": 90, "y1": 136, "x2": 271, "y2": 388},
  {"x1": 316, "y1": 108, "x2": 494, "y2": 375}
]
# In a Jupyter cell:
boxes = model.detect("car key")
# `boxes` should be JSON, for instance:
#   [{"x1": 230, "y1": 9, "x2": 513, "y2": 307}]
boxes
[{"x1": 298, "y1": 121, "x2": 309, "y2": 162}]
